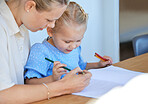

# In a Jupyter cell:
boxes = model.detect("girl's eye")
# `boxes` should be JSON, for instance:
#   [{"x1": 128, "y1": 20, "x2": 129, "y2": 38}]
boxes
[
  {"x1": 77, "y1": 40, "x2": 81, "y2": 42},
  {"x1": 65, "y1": 41, "x2": 70, "y2": 43}
]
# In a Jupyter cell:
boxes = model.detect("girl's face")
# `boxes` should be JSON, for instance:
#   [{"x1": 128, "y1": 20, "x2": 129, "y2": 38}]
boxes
[
  {"x1": 48, "y1": 23, "x2": 86, "y2": 54},
  {"x1": 22, "y1": 3, "x2": 67, "y2": 32}
]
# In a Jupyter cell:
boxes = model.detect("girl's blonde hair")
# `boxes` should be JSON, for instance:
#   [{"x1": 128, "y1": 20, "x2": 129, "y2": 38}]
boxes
[
  {"x1": 33, "y1": 0, "x2": 69, "y2": 11},
  {"x1": 52, "y1": 1, "x2": 88, "y2": 33}
]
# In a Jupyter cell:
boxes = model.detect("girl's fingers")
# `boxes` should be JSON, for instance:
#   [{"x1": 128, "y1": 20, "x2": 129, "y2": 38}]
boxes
[
  {"x1": 103, "y1": 56, "x2": 113, "y2": 64},
  {"x1": 54, "y1": 61, "x2": 61, "y2": 65},
  {"x1": 54, "y1": 62, "x2": 67, "y2": 69},
  {"x1": 56, "y1": 68, "x2": 67, "y2": 73},
  {"x1": 58, "y1": 71, "x2": 67, "y2": 75}
]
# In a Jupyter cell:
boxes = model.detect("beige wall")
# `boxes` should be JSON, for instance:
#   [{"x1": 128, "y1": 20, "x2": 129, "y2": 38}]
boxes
[{"x1": 120, "y1": 0, "x2": 148, "y2": 43}]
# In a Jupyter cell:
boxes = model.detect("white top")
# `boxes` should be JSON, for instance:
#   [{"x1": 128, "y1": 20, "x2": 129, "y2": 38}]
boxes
[{"x1": 0, "y1": 0, "x2": 30, "y2": 91}]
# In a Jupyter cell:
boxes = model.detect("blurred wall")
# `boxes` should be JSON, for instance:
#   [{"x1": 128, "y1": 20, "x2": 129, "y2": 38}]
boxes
[{"x1": 120, "y1": 0, "x2": 148, "y2": 43}]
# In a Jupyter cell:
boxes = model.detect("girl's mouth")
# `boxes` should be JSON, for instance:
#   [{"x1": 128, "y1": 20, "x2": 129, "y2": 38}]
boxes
[{"x1": 66, "y1": 49, "x2": 72, "y2": 52}]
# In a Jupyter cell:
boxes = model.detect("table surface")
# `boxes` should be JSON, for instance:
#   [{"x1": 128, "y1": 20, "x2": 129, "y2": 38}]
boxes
[{"x1": 32, "y1": 53, "x2": 148, "y2": 104}]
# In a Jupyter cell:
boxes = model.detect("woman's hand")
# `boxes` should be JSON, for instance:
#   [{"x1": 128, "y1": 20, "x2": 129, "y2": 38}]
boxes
[
  {"x1": 52, "y1": 61, "x2": 67, "y2": 81},
  {"x1": 61, "y1": 67, "x2": 92, "y2": 93}
]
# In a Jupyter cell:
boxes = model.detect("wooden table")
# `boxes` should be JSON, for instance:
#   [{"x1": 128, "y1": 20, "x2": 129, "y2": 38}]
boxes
[{"x1": 32, "y1": 53, "x2": 148, "y2": 104}]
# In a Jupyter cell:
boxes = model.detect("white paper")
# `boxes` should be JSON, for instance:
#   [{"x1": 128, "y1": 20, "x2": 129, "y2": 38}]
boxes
[{"x1": 73, "y1": 65, "x2": 142, "y2": 98}]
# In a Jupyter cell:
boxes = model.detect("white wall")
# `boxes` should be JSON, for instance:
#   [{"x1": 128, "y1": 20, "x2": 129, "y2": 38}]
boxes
[
  {"x1": 71, "y1": 0, "x2": 104, "y2": 63},
  {"x1": 102, "y1": 0, "x2": 119, "y2": 63},
  {"x1": 29, "y1": 0, "x2": 119, "y2": 63}
]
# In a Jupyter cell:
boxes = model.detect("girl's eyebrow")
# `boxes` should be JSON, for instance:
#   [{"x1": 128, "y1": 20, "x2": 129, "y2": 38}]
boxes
[
  {"x1": 63, "y1": 39, "x2": 74, "y2": 42},
  {"x1": 64, "y1": 40, "x2": 73, "y2": 42},
  {"x1": 63, "y1": 36, "x2": 84, "y2": 41}
]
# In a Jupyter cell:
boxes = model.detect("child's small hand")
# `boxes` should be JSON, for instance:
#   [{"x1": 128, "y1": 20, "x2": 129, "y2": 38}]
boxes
[
  {"x1": 52, "y1": 61, "x2": 67, "y2": 81},
  {"x1": 98, "y1": 56, "x2": 113, "y2": 68}
]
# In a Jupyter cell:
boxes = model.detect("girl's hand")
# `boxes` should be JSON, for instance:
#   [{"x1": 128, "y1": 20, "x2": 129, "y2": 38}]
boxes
[
  {"x1": 98, "y1": 56, "x2": 113, "y2": 68},
  {"x1": 52, "y1": 61, "x2": 67, "y2": 81}
]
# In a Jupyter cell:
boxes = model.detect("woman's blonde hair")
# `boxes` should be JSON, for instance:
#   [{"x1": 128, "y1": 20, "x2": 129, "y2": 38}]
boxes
[
  {"x1": 33, "y1": 0, "x2": 69, "y2": 11},
  {"x1": 11, "y1": 0, "x2": 69, "y2": 11},
  {"x1": 52, "y1": 1, "x2": 88, "y2": 33}
]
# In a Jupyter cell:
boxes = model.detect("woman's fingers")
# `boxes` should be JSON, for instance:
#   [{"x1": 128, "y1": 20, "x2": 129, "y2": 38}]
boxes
[
  {"x1": 61, "y1": 68, "x2": 92, "y2": 93},
  {"x1": 68, "y1": 67, "x2": 83, "y2": 75}
]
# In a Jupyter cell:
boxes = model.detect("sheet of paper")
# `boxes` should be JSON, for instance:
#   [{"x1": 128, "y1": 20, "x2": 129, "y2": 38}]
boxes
[{"x1": 73, "y1": 65, "x2": 142, "y2": 98}]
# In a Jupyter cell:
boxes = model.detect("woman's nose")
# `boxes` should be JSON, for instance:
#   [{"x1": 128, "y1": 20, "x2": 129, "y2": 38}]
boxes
[{"x1": 47, "y1": 21, "x2": 56, "y2": 28}]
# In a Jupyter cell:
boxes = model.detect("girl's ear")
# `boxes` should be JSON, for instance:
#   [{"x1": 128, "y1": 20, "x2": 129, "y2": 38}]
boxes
[
  {"x1": 47, "y1": 27, "x2": 53, "y2": 37},
  {"x1": 24, "y1": 1, "x2": 36, "y2": 13}
]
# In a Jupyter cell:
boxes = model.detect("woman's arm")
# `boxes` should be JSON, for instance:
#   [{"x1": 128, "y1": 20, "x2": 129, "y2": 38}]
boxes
[
  {"x1": 0, "y1": 67, "x2": 92, "y2": 104},
  {"x1": 25, "y1": 75, "x2": 54, "y2": 84}
]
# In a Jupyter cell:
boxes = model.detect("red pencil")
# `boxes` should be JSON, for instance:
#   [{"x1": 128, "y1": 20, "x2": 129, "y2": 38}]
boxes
[{"x1": 95, "y1": 52, "x2": 108, "y2": 61}]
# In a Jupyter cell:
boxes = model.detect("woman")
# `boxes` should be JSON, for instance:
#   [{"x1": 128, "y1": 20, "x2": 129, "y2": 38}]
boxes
[{"x1": 0, "y1": 0, "x2": 92, "y2": 103}]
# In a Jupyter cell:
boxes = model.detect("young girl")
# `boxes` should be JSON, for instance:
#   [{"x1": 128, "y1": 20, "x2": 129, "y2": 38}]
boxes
[
  {"x1": 0, "y1": 0, "x2": 91, "y2": 103},
  {"x1": 24, "y1": 2, "x2": 112, "y2": 84}
]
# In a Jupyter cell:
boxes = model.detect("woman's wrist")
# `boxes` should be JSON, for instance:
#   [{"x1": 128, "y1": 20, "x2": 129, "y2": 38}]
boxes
[
  {"x1": 42, "y1": 83, "x2": 50, "y2": 100},
  {"x1": 46, "y1": 79, "x2": 69, "y2": 98}
]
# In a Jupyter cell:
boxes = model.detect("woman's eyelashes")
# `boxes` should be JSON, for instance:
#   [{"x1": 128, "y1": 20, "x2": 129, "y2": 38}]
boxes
[{"x1": 47, "y1": 19, "x2": 53, "y2": 22}]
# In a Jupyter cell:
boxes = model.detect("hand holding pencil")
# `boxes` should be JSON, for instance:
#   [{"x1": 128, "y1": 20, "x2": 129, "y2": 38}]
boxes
[
  {"x1": 52, "y1": 61, "x2": 68, "y2": 81},
  {"x1": 94, "y1": 52, "x2": 113, "y2": 67},
  {"x1": 45, "y1": 58, "x2": 85, "y2": 75}
]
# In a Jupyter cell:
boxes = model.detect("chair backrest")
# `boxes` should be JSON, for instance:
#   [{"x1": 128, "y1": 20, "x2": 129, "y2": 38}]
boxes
[{"x1": 132, "y1": 34, "x2": 148, "y2": 56}]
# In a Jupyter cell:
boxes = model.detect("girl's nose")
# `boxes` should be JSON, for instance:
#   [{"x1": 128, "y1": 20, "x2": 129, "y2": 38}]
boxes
[{"x1": 70, "y1": 43, "x2": 77, "y2": 49}]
